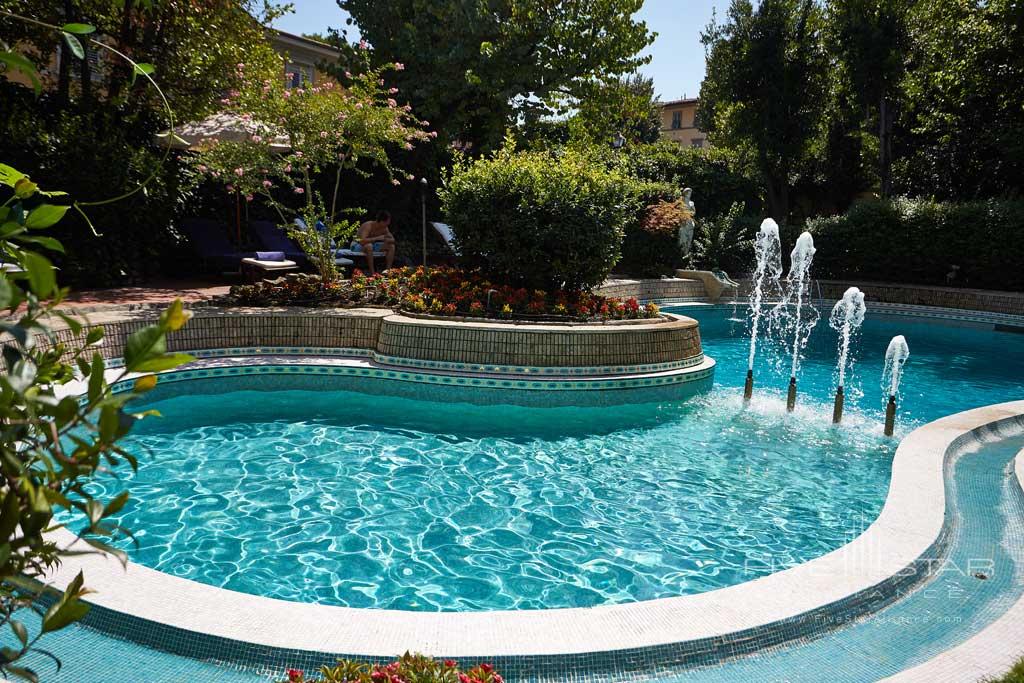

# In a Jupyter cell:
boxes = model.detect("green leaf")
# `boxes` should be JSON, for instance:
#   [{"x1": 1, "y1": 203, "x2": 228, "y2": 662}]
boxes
[
  {"x1": 87, "y1": 352, "x2": 104, "y2": 402},
  {"x1": 61, "y1": 33, "x2": 84, "y2": 60},
  {"x1": 3, "y1": 664, "x2": 40, "y2": 682},
  {"x1": 10, "y1": 619, "x2": 29, "y2": 647},
  {"x1": 131, "y1": 352, "x2": 193, "y2": 373},
  {"x1": 104, "y1": 491, "x2": 130, "y2": 517},
  {"x1": 0, "y1": 275, "x2": 12, "y2": 309},
  {"x1": 130, "y1": 62, "x2": 156, "y2": 85},
  {"x1": 161, "y1": 298, "x2": 192, "y2": 331},
  {"x1": 0, "y1": 51, "x2": 41, "y2": 96},
  {"x1": 61, "y1": 23, "x2": 96, "y2": 35},
  {"x1": 86, "y1": 325, "x2": 105, "y2": 345},
  {"x1": 122, "y1": 325, "x2": 166, "y2": 372},
  {"x1": 21, "y1": 251, "x2": 55, "y2": 297},
  {"x1": 16, "y1": 235, "x2": 65, "y2": 253},
  {"x1": 98, "y1": 405, "x2": 119, "y2": 443},
  {"x1": 41, "y1": 576, "x2": 90, "y2": 634},
  {"x1": 0, "y1": 163, "x2": 26, "y2": 188},
  {"x1": 24, "y1": 204, "x2": 69, "y2": 229}
]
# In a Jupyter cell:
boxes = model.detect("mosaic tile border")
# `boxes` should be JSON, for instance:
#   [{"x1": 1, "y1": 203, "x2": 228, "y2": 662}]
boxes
[
  {"x1": 44, "y1": 369, "x2": 1024, "y2": 682},
  {"x1": 105, "y1": 346, "x2": 706, "y2": 377},
  {"x1": 105, "y1": 359, "x2": 716, "y2": 394}
]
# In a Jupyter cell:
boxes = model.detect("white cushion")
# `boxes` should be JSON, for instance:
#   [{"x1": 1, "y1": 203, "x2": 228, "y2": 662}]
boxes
[{"x1": 241, "y1": 258, "x2": 298, "y2": 270}]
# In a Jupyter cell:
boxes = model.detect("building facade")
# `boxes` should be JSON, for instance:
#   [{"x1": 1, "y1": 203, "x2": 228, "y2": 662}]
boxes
[
  {"x1": 268, "y1": 30, "x2": 340, "y2": 88},
  {"x1": 658, "y1": 98, "x2": 708, "y2": 148}
]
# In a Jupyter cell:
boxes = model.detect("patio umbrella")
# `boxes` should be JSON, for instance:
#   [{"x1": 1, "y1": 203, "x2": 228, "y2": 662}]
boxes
[
  {"x1": 156, "y1": 112, "x2": 289, "y2": 151},
  {"x1": 156, "y1": 113, "x2": 289, "y2": 242}
]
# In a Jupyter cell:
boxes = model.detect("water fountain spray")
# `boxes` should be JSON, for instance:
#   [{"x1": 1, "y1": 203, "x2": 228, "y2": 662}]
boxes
[
  {"x1": 743, "y1": 219, "x2": 782, "y2": 401},
  {"x1": 828, "y1": 287, "x2": 866, "y2": 423},
  {"x1": 779, "y1": 232, "x2": 817, "y2": 412},
  {"x1": 882, "y1": 335, "x2": 910, "y2": 436}
]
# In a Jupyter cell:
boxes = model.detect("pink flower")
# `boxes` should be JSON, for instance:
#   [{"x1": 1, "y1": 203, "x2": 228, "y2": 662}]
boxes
[
  {"x1": 294, "y1": 151, "x2": 303, "y2": 158},
  {"x1": 355, "y1": 102, "x2": 363, "y2": 109},
  {"x1": 394, "y1": 62, "x2": 405, "y2": 70},
  {"x1": 403, "y1": 143, "x2": 413, "y2": 150},
  {"x1": 320, "y1": 131, "x2": 328, "y2": 138},
  {"x1": 262, "y1": 180, "x2": 272, "y2": 188},
  {"x1": 359, "y1": 39, "x2": 368, "y2": 50},
  {"x1": 345, "y1": 71, "x2": 352, "y2": 78},
  {"x1": 283, "y1": 90, "x2": 291, "y2": 98},
  {"x1": 245, "y1": 194, "x2": 254, "y2": 202},
  {"x1": 406, "y1": 174, "x2": 415, "y2": 180},
  {"x1": 429, "y1": 131, "x2": 438, "y2": 138},
  {"x1": 236, "y1": 62, "x2": 245, "y2": 70},
  {"x1": 294, "y1": 187, "x2": 305, "y2": 194},
  {"x1": 229, "y1": 89, "x2": 240, "y2": 98},
  {"x1": 389, "y1": 87, "x2": 399, "y2": 94},
  {"x1": 387, "y1": 98, "x2": 397, "y2": 107},
  {"x1": 233, "y1": 167, "x2": 244, "y2": 177},
  {"x1": 226, "y1": 184, "x2": 235, "y2": 192},
  {"x1": 391, "y1": 179, "x2": 401, "y2": 186},
  {"x1": 251, "y1": 135, "x2": 262, "y2": 143},
  {"x1": 197, "y1": 164, "x2": 208, "y2": 173},
  {"x1": 284, "y1": 164, "x2": 292, "y2": 173}
]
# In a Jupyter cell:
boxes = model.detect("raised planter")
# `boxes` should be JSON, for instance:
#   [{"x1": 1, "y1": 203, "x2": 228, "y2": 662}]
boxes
[{"x1": 37, "y1": 306, "x2": 704, "y2": 371}]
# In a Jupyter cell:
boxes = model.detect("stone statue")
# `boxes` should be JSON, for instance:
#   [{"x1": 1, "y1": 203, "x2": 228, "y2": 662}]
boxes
[{"x1": 678, "y1": 187, "x2": 696, "y2": 256}]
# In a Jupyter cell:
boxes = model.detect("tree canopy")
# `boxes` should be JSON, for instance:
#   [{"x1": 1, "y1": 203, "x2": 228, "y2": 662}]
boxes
[{"x1": 334, "y1": 0, "x2": 655, "y2": 151}]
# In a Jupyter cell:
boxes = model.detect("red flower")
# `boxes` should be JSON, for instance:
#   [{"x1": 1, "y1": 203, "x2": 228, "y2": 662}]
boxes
[
  {"x1": 480, "y1": 664, "x2": 494, "y2": 673},
  {"x1": 286, "y1": 669, "x2": 303, "y2": 682},
  {"x1": 459, "y1": 675, "x2": 471, "y2": 683}
]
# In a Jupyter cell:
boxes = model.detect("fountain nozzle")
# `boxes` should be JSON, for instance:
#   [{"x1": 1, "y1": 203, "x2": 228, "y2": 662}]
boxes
[
  {"x1": 786, "y1": 377, "x2": 797, "y2": 412},
  {"x1": 884, "y1": 395, "x2": 897, "y2": 436},
  {"x1": 832, "y1": 386, "x2": 844, "y2": 424},
  {"x1": 743, "y1": 369, "x2": 754, "y2": 402}
]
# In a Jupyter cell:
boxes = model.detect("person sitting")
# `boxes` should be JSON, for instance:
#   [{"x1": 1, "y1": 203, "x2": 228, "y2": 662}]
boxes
[{"x1": 356, "y1": 210, "x2": 396, "y2": 275}]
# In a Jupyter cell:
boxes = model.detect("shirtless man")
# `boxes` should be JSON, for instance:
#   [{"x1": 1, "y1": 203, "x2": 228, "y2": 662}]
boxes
[{"x1": 356, "y1": 210, "x2": 396, "y2": 274}]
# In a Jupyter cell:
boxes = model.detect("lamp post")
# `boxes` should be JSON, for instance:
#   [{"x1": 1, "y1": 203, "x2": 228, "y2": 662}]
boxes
[{"x1": 420, "y1": 177, "x2": 428, "y2": 267}]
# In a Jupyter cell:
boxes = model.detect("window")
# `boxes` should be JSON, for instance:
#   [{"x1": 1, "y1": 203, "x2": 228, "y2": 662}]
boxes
[
  {"x1": 691, "y1": 138, "x2": 705, "y2": 149},
  {"x1": 285, "y1": 62, "x2": 314, "y2": 88},
  {"x1": 671, "y1": 111, "x2": 682, "y2": 130}
]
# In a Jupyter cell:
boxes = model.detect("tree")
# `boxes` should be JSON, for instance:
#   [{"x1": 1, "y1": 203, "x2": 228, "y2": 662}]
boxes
[
  {"x1": 826, "y1": 0, "x2": 910, "y2": 197},
  {"x1": 697, "y1": 0, "x2": 829, "y2": 222},
  {"x1": 571, "y1": 73, "x2": 662, "y2": 145},
  {"x1": 333, "y1": 0, "x2": 655, "y2": 152},
  {"x1": 896, "y1": 0, "x2": 1024, "y2": 198},
  {"x1": 192, "y1": 60, "x2": 431, "y2": 284}
]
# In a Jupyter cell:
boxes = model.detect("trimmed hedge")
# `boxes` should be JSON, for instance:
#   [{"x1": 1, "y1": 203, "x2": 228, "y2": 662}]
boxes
[
  {"x1": 440, "y1": 147, "x2": 634, "y2": 291},
  {"x1": 806, "y1": 198, "x2": 1024, "y2": 291}
]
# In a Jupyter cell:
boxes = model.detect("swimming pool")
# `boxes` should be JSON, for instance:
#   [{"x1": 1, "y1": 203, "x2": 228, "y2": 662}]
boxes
[{"x1": 78, "y1": 305, "x2": 1024, "y2": 613}]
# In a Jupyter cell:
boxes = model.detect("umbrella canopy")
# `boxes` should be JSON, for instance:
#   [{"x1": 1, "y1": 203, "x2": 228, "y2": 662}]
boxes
[{"x1": 157, "y1": 112, "x2": 289, "y2": 151}]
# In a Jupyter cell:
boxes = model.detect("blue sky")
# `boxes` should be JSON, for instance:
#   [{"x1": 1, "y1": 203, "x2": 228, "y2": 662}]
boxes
[{"x1": 272, "y1": 0, "x2": 720, "y2": 102}]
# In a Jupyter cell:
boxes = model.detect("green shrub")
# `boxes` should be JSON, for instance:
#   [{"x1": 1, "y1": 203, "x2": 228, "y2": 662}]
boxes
[
  {"x1": 983, "y1": 657, "x2": 1024, "y2": 683},
  {"x1": 689, "y1": 202, "x2": 757, "y2": 275},
  {"x1": 617, "y1": 141, "x2": 763, "y2": 219},
  {"x1": 806, "y1": 197, "x2": 1024, "y2": 290},
  {"x1": 440, "y1": 146, "x2": 634, "y2": 291},
  {"x1": 617, "y1": 180, "x2": 688, "y2": 277}
]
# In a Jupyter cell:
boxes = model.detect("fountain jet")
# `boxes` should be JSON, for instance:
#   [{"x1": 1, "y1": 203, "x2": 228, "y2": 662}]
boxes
[
  {"x1": 829, "y1": 287, "x2": 867, "y2": 423},
  {"x1": 882, "y1": 335, "x2": 910, "y2": 436},
  {"x1": 744, "y1": 219, "x2": 782, "y2": 401},
  {"x1": 775, "y1": 232, "x2": 818, "y2": 411}
]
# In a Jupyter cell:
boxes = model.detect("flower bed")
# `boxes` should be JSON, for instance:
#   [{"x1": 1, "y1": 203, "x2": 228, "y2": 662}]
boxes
[
  {"x1": 279, "y1": 655, "x2": 503, "y2": 683},
  {"x1": 218, "y1": 266, "x2": 661, "y2": 322}
]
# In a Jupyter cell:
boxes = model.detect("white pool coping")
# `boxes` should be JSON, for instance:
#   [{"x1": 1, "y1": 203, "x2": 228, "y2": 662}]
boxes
[
  {"x1": 41, "y1": 356, "x2": 1024, "y2": 662},
  {"x1": 882, "y1": 446, "x2": 1024, "y2": 683}
]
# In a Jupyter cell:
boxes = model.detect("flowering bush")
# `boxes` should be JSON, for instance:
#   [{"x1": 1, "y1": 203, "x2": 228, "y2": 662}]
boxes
[
  {"x1": 192, "y1": 58, "x2": 432, "y2": 283},
  {"x1": 278, "y1": 654, "x2": 503, "y2": 683},
  {"x1": 218, "y1": 266, "x2": 660, "y2": 321}
]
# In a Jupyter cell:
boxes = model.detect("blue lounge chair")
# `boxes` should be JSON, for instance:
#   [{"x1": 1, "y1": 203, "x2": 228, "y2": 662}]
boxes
[
  {"x1": 250, "y1": 220, "x2": 310, "y2": 268},
  {"x1": 180, "y1": 218, "x2": 253, "y2": 273},
  {"x1": 292, "y1": 218, "x2": 354, "y2": 268}
]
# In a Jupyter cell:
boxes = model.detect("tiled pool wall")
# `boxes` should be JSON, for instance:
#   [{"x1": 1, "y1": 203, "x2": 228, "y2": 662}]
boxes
[
  {"x1": 53, "y1": 411, "x2": 1024, "y2": 683},
  {"x1": 106, "y1": 362, "x2": 716, "y2": 408}
]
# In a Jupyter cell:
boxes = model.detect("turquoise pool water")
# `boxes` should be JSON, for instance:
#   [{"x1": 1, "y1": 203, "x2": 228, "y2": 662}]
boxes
[{"x1": 78, "y1": 307, "x2": 1024, "y2": 612}]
